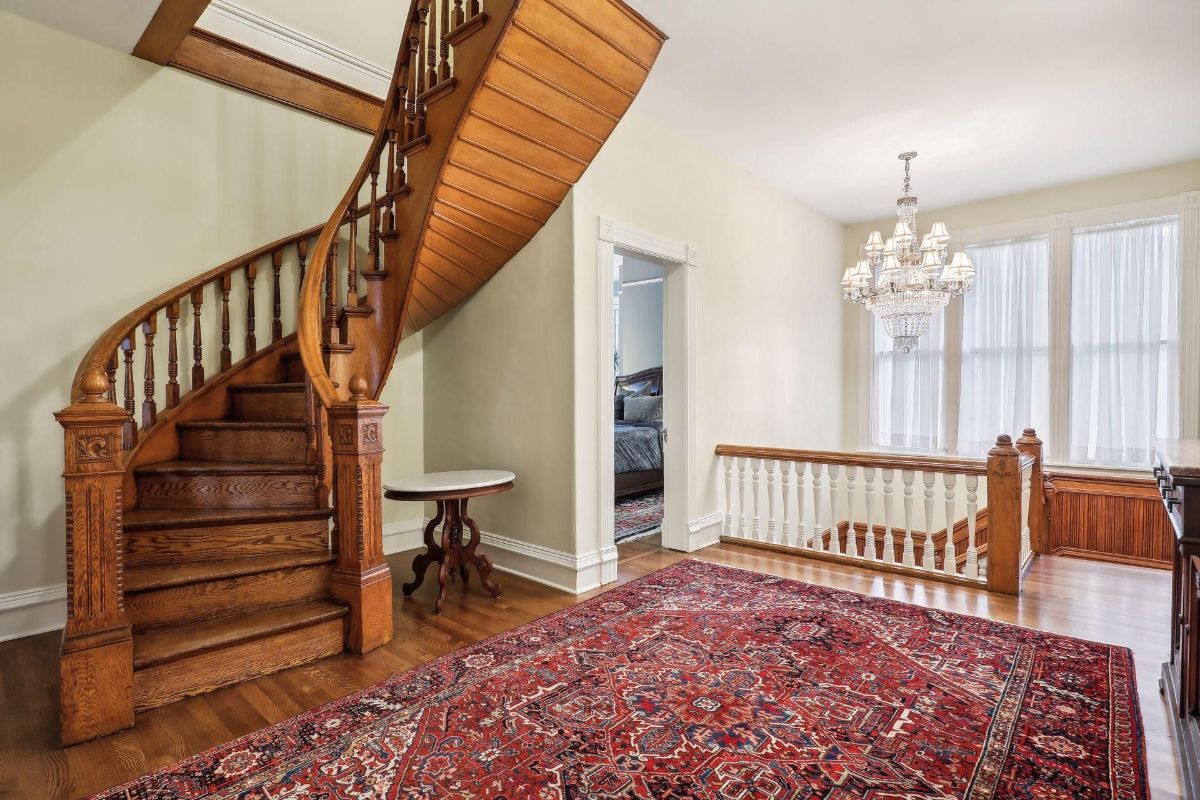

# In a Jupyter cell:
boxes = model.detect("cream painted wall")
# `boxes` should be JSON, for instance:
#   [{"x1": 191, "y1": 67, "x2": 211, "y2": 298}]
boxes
[
  {"x1": 0, "y1": 11, "x2": 426, "y2": 610},
  {"x1": 841, "y1": 159, "x2": 1200, "y2": 449},
  {"x1": 571, "y1": 111, "x2": 845, "y2": 554},
  {"x1": 421, "y1": 197, "x2": 576, "y2": 550}
]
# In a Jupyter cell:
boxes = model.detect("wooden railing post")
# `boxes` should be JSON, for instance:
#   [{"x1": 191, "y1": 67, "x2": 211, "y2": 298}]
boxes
[
  {"x1": 327, "y1": 376, "x2": 392, "y2": 654},
  {"x1": 986, "y1": 434, "x2": 1023, "y2": 595},
  {"x1": 55, "y1": 369, "x2": 134, "y2": 744},
  {"x1": 1016, "y1": 427, "x2": 1047, "y2": 556}
]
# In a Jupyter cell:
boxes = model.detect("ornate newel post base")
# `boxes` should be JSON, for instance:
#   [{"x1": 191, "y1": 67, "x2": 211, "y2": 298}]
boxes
[
  {"x1": 328, "y1": 376, "x2": 393, "y2": 654},
  {"x1": 55, "y1": 369, "x2": 134, "y2": 745},
  {"x1": 986, "y1": 434, "x2": 1022, "y2": 596}
]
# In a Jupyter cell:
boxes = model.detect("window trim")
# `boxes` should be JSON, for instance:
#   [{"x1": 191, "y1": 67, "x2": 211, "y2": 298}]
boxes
[{"x1": 862, "y1": 191, "x2": 1200, "y2": 468}]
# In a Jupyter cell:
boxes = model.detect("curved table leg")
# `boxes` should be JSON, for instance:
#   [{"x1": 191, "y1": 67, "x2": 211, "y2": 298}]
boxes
[
  {"x1": 403, "y1": 501, "x2": 445, "y2": 597},
  {"x1": 436, "y1": 500, "x2": 461, "y2": 615},
  {"x1": 461, "y1": 498, "x2": 502, "y2": 599}
]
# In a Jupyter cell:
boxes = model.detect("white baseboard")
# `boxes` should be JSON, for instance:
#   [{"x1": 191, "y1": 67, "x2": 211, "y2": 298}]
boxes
[
  {"x1": 382, "y1": 519, "x2": 426, "y2": 555},
  {"x1": 687, "y1": 511, "x2": 724, "y2": 552},
  {"x1": 0, "y1": 584, "x2": 66, "y2": 643}
]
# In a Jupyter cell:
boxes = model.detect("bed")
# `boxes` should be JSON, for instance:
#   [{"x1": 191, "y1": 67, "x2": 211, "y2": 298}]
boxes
[{"x1": 614, "y1": 366, "x2": 664, "y2": 498}]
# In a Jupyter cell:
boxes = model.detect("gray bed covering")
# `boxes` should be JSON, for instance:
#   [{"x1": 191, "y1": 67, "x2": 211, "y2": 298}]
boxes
[{"x1": 614, "y1": 421, "x2": 663, "y2": 474}]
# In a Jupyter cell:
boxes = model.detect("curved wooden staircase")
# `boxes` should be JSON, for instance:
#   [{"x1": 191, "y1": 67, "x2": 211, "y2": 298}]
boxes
[{"x1": 56, "y1": 0, "x2": 665, "y2": 744}]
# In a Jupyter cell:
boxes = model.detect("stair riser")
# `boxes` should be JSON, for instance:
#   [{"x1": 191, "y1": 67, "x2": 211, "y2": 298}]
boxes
[
  {"x1": 282, "y1": 355, "x2": 306, "y2": 383},
  {"x1": 127, "y1": 565, "x2": 332, "y2": 631},
  {"x1": 230, "y1": 390, "x2": 307, "y2": 421},
  {"x1": 133, "y1": 619, "x2": 344, "y2": 712},
  {"x1": 137, "y1": 473, "x2": 317, "y2": 509},
  {"x1": 179, "y1": 427, "x2": 308, "y2": 463},
  {"x1": 125, "y1": 519, "x2": 329, "y2": 566}
]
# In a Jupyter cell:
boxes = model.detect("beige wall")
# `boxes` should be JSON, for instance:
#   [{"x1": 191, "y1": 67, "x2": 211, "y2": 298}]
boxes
[
  {"x1": 421, "y1": 197, "x2": 576, "y2": 550},
  {"x1": 0, "y1": 12, "x2": 425, "y2": 620},
  {"x1": 570, "y1": 111, "x2": 846, "y2": 554},
  {"x1": 841, "y1": 159, "x2": 1200, "y2": 449}
]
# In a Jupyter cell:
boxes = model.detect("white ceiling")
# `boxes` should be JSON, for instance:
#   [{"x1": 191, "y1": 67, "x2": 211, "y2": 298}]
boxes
[
  {"x1": 631, "y1": 0, "x2": 1200, "y2": 222},
  {"x1": 7, "y1": 0, "x2": 1197, "y2": 223},
  {"x1": 0, "y1": 0, "x2": 160, "y2": 52}
]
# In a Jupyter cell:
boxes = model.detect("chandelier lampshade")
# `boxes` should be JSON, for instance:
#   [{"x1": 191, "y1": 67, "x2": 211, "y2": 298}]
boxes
[{"x1": 842, "y1": 152, "x2": 975, "y2": 353}]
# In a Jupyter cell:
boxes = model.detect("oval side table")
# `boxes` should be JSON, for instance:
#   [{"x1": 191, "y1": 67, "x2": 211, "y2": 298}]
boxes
[{"x1": 384, "y1": 470, "x2": 514, "y2": 614}]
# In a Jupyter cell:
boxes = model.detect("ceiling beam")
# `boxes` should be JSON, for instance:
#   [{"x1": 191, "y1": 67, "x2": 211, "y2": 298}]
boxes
[
  {"x1": 132, "y1": 0, "x2": 212, "y2": 65},
  {"x1": 170, "y1": 30, "x2": 384, "y2": 134}
]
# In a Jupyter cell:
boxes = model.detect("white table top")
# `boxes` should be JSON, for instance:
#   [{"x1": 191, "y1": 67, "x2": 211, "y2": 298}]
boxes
[{"x1": 384, "y1": 470, "x2": 516, "y2": 494}]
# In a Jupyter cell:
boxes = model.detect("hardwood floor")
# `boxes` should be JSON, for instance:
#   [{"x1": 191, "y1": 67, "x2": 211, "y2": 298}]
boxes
[{"x1": 0, "y1": 535, "x2": 1183, "y2": 798}]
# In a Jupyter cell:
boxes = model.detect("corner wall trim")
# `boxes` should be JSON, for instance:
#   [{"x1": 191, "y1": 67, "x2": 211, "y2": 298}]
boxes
[
  {"x1": 0, "y1": 584, "x2": 67, "y2": 644},
  {"x1": 688, "y1": 511, "x2": 724, "y2": 551}
]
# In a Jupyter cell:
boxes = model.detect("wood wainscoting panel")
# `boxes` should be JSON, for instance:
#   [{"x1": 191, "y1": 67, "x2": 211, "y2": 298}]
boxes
[
  {"x1": 170, "y1": 30, "x2": 384, "y2": 133},
  {"x1": 1044, "y1": 471, "x2": 1172, "y2": 569}
]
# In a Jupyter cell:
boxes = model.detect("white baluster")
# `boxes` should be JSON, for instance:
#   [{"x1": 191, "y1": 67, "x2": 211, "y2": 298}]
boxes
[
  {"x1": 882, "y1": 469, "x2": 896, "y2": 564},
  {"x1": 901, "y1": 470, "x2": 916, "y2": 567},
  {"x1": 942, "y1": 473, "x2": 958, "y2": 577},
  {"x1": 921, "y1": 471, "x2": 937, "y2": 571},
  {"x1": 1020, "y1": 466, "x2": 1032, "y2": 564},
  {"x1": 751, "y1": 458, "x2": 762, "y2": 541},
  {"x1": 781, "y1": 461, "x2": 793, "y2": 547},
  {"x1": 827, "y1": 464, "x2": 841, "y2": 555},
  {"x1": 810, "y1": 464, "x2": 825, "y2": 552},
  {"x1": 738, "y1": 457, "x2": 749, "y2": 539},
  {"x1": 964, "y1": 474, "x2": 980, "y2": 579},
  {"x1": 863, "y1": 468, "x2": 877, "y2": 562},
  {"x1": 766, "y1": 459, "x2": 778, "y2": 543},
  {"x1": 723, "y1": 456, "x2": 734, "y2": 538},
  {"x1": 844, "y1": 465, "x2": 859, "y2": 558},
  {"x1": 796, "y1": 462, "x2": 809, "y2": 548}
]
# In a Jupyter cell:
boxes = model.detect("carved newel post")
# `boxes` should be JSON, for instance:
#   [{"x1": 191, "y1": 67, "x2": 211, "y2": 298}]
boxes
[
  {"x1": 54, "y1": 369, "x2": 135, "y2": 744},
  {"x1": 986, "y1": 434, "x2": 1022, "y2": 596},
  {"x1": 328, "y1": 376, "x2": 393, "y2": 653}
]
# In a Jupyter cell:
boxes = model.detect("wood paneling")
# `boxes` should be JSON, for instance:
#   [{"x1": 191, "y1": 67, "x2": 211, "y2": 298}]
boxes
[
  {"x1": 131, "y1": 0, "x2": 211, "y2": 65},
  {"x1": 170, "y1": 30, "x2": 384, "y2": 133},
  {"x1": 1045, "y1": 470, "x2": 1173, "y2": 568}
]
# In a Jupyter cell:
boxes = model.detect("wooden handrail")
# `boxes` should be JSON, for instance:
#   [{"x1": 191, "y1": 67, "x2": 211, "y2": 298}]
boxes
[{"x1": 714, "y1": 444, "x2": 990, "y2": 475}]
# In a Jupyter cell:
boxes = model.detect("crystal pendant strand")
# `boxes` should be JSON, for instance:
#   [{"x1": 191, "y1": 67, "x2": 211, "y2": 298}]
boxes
[{"x1": 842, "y1": 152, "x2": 976, "y2": 353}]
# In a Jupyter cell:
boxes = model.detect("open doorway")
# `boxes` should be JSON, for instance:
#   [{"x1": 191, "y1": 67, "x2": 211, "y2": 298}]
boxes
[{"x1": 612, "y1": 252, "x2": 666, "y2": 546}]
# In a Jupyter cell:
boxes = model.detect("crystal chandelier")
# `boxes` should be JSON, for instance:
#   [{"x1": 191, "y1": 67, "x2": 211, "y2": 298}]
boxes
[{"x1": 843, "y1": 152, "x2": 975, "y2": 353}]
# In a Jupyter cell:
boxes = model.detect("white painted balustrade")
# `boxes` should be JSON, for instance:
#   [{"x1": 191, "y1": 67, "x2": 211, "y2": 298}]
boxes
[{"x1": 715, "y1": 432, "x2": 1045, "y2": 595}]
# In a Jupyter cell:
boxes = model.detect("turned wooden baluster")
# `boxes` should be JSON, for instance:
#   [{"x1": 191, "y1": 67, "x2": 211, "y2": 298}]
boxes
[
  {"x1": 810, "y1": 464, "x2": 824, "y2": 552},
  {"x1": 298, "y1": 238, "x2": 309, "y2": 286},
  {"x1": 105, "y1": 354, "x2": 117, "y2": 404},
  {"x1": 765, "y1": 459, "x2": 777, "y2": 543},
  {"x1": 141, "y1": 316, "x2": 157, "y2": 429},
  {"x1": 421, "y1": 1, "x2": 437, "y2": 90},
  {"x1": 750, "y1": 458, "x2": 762, "y2": 540},
  {"x1": 943, "y1": 473, "x2": 958, "y2": 577},
  {"x1": 964, "y1": 474, "x2": 980, "y2": 579},
  {"x1": 324, "y1": 236, "x2": 340, "y2": 344},
  {"x1": 346, "y1": 207, "x2": 359, "y2": 308},
  {"x1": 722, "y1": 456, "x2": 734, "y2": 537},
  {"x1": 369, "y1": 162, "x2": 380, "y2": 274},
  {"x1": 882, "y1": 469, "x2": 897, "y2": 564},
  {"x1": 121, "y1": 333, "x2": 136, "y2": 448},
  {"x1": 901, "y1": 470, "x2": 916, "y2": 567},
  {"x1": 795, "y1": 462, "x2": 808, "y2": 548},
  {"x1": 453, "y1": 0, "x2": 465, "y2": 29},
  {"x1": 408, "y1": 32, "x2": 426, "y2": 138},
  {"x1": 439, "y1": 0, "x2": 452, "y2": 81},
  {"x1": 165, "y1": 301, "x2": 180, "y2": 408},
  {"x1": 826, "y1": 464, "x2": 840, "y2": 555},
  {"x1": 219, "y1": 273, "x2": 232, "y2": 371},
  {"x1": 400, "y1": 77, "x2": 414, "y2": 146},
  {"x1": 245, "y1": 261, "x2": 257, "y2": 357},
  {"x1": 271, "y1": 250, "x2": 283, "y2": 342},
  {"x1": 737, "y1": 457, "x2": 749, "y2": 538},
  {"x1": 863, "y1": 468, "x2": 877, "y2": 561},
  {"x1": 191, "y1": 288, "x2": 205, "y2": 389},
  {"x1": 921, "y1": 471, "x2": 937, "y2": 570},
  {"x1": 468, "y1": 0, "x2": 480, "y2": 18},
  {"x1": 844, "y1": 466, "x2": 858, "y2": 558},
  {"x1": 780, "y1": 461, "x2": 793, "y2": 546}
]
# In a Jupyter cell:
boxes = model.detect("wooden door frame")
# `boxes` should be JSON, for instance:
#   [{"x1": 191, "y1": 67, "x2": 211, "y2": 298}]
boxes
[{"x1": 596, "y1": 217, "x2": 698, "y2": 559}]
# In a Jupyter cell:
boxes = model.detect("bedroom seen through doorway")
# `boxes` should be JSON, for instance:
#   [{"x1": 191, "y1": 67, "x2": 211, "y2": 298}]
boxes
[{"x1": 612, "y1": 250, "x2": 666, "y2": 546}]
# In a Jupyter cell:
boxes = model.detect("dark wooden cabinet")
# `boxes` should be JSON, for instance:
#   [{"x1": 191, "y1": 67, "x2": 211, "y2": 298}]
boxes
[{"x1": 1156, "y1": 439, "x2": 1200, "y2": 800}]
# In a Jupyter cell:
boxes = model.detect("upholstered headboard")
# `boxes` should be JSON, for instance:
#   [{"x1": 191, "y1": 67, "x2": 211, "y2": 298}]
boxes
[{"x1": 615, "y1": 366, "x2": 662, "y2": 398}]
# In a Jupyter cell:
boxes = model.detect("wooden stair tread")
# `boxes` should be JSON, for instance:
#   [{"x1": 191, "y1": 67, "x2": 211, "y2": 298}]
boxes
[
  {"x1": 228, "y1": 382, "x2": 306, "y2": 393},
  {"x1": 133, "y1": 601, "x2": 347, "y2": 670},
  {"x1": 134, "y1": 459, "x2": 319, "y2": 476},
  {"x1": 125, "y1": 552, "x2": 335, "y2": 593},
  {"x1": 176, "y1": 420, "x2": 307, "y2": 430},
  {"x1": 125, "y1": 506, "x2": 331, "y2": 529}
]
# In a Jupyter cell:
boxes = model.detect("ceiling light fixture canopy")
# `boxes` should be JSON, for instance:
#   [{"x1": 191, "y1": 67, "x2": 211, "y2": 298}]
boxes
[{"x1": 842, "y1": 152, "x2": 975, "y2": 353}]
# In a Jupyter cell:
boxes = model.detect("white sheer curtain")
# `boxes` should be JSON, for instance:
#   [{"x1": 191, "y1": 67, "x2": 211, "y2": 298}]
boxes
[
  {"x1": 957, "y1": 236, "x2": 1050, "y2": 456},
  {"x1": 871, "y1": 312, "x2": 944, "y2": 451},
  {"x1": 1069, "y1": 216, "x2": 1179, "y2": 465}
]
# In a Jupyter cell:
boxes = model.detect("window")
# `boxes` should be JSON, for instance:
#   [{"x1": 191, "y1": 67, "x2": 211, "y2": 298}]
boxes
[
  {"x1": 1068, "y1": 217, "x2": 1179, "y2": 465},
  {"x1": 867, "y1": 198, "x2": 1188, "y2": 469},
  {"x1": 957, "y1": 236, "x2": 1050, "y2": 456}
]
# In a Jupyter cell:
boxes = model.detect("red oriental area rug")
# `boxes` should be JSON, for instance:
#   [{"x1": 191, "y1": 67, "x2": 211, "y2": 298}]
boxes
[{"x1": 95, "y1": 560, "x2": 1148, "y2": 799}]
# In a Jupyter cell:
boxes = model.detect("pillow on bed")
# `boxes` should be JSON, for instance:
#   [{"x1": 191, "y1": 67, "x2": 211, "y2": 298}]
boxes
[
  {"x1": 623, "y1": 395, "x2": 663, "y2": 422},
  {"x1": 614, "y1": 394, "x2": 625, "y2": 421}
]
